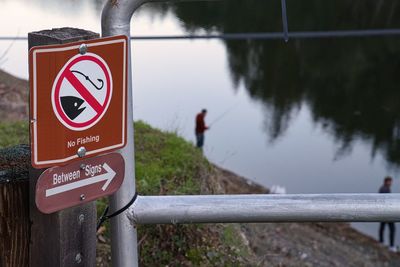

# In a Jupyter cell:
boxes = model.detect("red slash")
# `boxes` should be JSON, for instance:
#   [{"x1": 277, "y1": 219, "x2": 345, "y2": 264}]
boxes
[{"x1": 64, "y1": 70, "x2": 103, "y2": 114}]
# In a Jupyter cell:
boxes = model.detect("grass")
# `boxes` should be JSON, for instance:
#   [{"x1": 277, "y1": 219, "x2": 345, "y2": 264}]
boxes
[
  {"x1": 0, "y1": 121, "x2": 29, "y2": 148},
  {"x1": 133, "y1": 121, "x2": 250, "y2": 266},
  {"x1": 134, "y1": 120, "x2": 206, "y2": 195},
  {"x1": 97, "y1": 121, "x2": 250, "y2": 266},
  {"x1": 0, "y1": 120, "x2": 250, "y2": 266}
]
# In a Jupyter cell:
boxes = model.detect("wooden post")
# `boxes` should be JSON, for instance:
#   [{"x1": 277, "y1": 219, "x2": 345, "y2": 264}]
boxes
[
  {"x1": 0, "y1": 145, "x2": 30, "y2": 267},
  {"x1": 28, "y1": 28, "x2": 99, "y2": 267}
]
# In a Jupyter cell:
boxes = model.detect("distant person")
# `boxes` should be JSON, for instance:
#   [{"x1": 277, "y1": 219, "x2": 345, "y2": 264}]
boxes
[
  {"x1": 195, "y1": 109, "x2": 209, "y2": 150},
  {"x1": 378, "y1": 176, "x2": 396, "y2": 251}
]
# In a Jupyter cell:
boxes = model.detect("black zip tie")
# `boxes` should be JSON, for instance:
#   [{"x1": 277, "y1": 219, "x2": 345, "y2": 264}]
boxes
[{"x1": 97, "y1": 192, "x2": 138, "y2": 231}]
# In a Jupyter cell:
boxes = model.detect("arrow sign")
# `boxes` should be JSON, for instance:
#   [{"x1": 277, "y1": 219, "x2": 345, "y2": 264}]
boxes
[
  {"x1": 45, "y1": 163, "x2": 116, "y2": 197},
  {"x1": 36, "y1": 153, "x2": 125, "y2": 214}
]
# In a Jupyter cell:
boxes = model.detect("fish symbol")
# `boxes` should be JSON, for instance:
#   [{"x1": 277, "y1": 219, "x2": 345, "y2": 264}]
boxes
[{"x1": 60, "y1": 96, "x2": 86, "y2": 120}]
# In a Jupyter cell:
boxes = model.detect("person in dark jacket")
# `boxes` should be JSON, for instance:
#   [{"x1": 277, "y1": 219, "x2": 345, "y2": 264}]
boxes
[
  {"x1": 195, "y1": 109, "x2": 209, "y2": 150},
  {"x1": 378, "y1": 176, "x2": 396, "y2": 251}
]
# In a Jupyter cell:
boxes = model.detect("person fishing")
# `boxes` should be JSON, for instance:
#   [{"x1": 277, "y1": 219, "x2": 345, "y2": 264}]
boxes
[
  {"x1": 378, "y1": 176, "x2": 396, "y2": 251},
  {"x1": 195, "y1": 109, "x2": 209, "y2": 150}
]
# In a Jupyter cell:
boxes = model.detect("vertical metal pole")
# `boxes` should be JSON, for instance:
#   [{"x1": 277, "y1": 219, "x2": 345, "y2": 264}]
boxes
[
  {"x1": 280, "y1": 0, "x2": 289, "y2": 42},
  {"x1": 101, "y1": 0, "x2": 220, "y2": 265},
  {"x1": 102, "y1": 2, "x2": 142, "y2": 266}
]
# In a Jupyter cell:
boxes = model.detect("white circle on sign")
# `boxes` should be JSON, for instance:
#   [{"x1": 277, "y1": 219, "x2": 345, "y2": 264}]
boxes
[{"x1": 51, "y1": 53, "x2": 113, "y2": 131}]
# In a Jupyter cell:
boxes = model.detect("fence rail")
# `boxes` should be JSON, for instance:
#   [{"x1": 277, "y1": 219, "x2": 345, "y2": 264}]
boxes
[
  {"x1": 129, "y1": 193, "x2": 400, "y2": 224},
  {"x1": 2, "y1": 29, "x2": 400, "y2": 41}
]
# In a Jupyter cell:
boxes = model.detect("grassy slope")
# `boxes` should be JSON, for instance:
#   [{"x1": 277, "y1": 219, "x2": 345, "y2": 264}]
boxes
[
  {"x1": 0, "y1": 121, "x2": 28, "y2": 148},
  {"x1": 134, "y1": 121, "x2": 251, "y2": 266},
  {"x1": 0, "y1": 121, "x2": 251, "y2": 266}
]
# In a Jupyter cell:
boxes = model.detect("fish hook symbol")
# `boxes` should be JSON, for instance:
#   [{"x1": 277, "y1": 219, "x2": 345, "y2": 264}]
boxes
[{"x1": 71, "y1": 70, "x2": 104, "y2": 90}]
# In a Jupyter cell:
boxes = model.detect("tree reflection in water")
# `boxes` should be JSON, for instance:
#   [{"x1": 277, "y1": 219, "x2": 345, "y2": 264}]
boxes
[{"x1": 143, "y1": 0, "x2": 400, "y2": 167}]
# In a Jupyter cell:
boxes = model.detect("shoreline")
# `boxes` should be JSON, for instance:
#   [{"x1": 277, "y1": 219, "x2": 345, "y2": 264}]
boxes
[{"x1": 207, "y1": 164, "x2": 400, "y2": 266}]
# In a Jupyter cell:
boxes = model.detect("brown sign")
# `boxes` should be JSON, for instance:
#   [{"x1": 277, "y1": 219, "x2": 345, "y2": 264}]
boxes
[
  {"x1": 35, "y1": 153, "x2": 125, "y2": 214},
  {"x1": 29, "y1": 35, "x2": 128, "y2": 168}
]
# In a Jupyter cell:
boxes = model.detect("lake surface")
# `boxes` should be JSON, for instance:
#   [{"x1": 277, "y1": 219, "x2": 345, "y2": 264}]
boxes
[{"x1": 1, "y1": 0, "x2": 400, "y2": 246}]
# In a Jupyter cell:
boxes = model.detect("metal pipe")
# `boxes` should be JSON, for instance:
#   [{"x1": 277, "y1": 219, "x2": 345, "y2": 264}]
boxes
[
  {"x1": 4, "y1": 28, "x2": 400, "y2": 41},
  {"x1": 101, "y1": 1, "x2": 203, "y2": 266},
  {"x1": 129, "y1": 194, "x2": 400, "y2": 224},
  {"x1": 101, "y1": 1, "x2": 400, "y2": 266},
  {"x1": 101, "y1": 1, "x2": 146, "y2": 266},
  {"x1": 280, "y1": 0, "x2": 289, "y2": 42}
]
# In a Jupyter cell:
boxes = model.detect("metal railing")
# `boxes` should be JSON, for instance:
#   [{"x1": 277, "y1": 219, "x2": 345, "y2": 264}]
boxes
[
  {"x1": 2, "y1": 29, "x2": 400, "y2": 41},
  {"x1": 101, "y1": 1, "x2": 400, "y2": 266},
  {"x1": 129, "y1": 194, "x2": 400, "y2": 224}
]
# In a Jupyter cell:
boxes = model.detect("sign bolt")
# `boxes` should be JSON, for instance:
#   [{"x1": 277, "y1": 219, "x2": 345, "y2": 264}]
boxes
[
  {"x1": 79, "y1": 44, "x2": 87, "y2": 55},
  {"x1": 80, "y1": 194, "x2": 86, "y2": 201},
  {"x1": 80, "y1": 164, "x2": 86, "y2": 170},
  {"x1": 75, "y1": 253, "x2": 82, "y2": 263},
  {"x1": 78, "y1": 214, "x2": 85, "y2": 224},
  {"x1": 77, "y1": 147, "x2": 86, "y2": 158}
]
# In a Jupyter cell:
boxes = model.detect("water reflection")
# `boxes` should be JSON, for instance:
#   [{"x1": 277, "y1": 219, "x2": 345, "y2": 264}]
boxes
[{"x1": 163, "y1": 0, "x2": 400, "y2": 168}]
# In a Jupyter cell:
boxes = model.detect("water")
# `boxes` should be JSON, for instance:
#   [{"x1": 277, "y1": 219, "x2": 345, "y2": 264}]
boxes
[{"x1": 1, "y1": 0, "x2": 400, "y2": 246}]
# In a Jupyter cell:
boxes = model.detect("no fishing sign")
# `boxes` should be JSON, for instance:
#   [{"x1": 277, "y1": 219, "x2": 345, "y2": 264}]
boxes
[
  {"x1": 52, "y1": 53, "x2": 112, "y2": 131},
  {"x1": 29, "y1": 36, "x2": 128, "y2": 168}
]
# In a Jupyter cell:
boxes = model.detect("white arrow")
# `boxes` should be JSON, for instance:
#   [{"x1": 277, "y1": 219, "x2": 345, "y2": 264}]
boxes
[{"x1": 45, "y1": 163, "x2": 116, "y2": 197}]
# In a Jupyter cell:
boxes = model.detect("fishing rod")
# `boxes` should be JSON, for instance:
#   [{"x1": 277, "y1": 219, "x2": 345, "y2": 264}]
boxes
[{"x1": 208, "y1": 102, "x2": 239, "y2": 127}]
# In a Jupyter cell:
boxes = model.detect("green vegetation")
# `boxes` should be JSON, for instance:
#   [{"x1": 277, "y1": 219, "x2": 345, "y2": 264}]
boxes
[
  {"x1": 0, "y1": 120, "x2": 250, "y2": 266},
  {"x1": 134, "y1": 120, "x2": 206, "y2": 196},
  {"x1": 133, "y1": 121, "x2": 250, "y2": 266},
  {"x1": 0, "y1": 121, "x2": 29, "y2": 148}
]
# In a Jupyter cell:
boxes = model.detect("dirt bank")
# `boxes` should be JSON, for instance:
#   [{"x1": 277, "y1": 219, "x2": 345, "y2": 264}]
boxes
[
  {"x1": 209, "y1": 166, "x2": 400, "y2": 266},
  {"x1": 0, "y1": 70, "x2": 28, "y2": 121}
]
